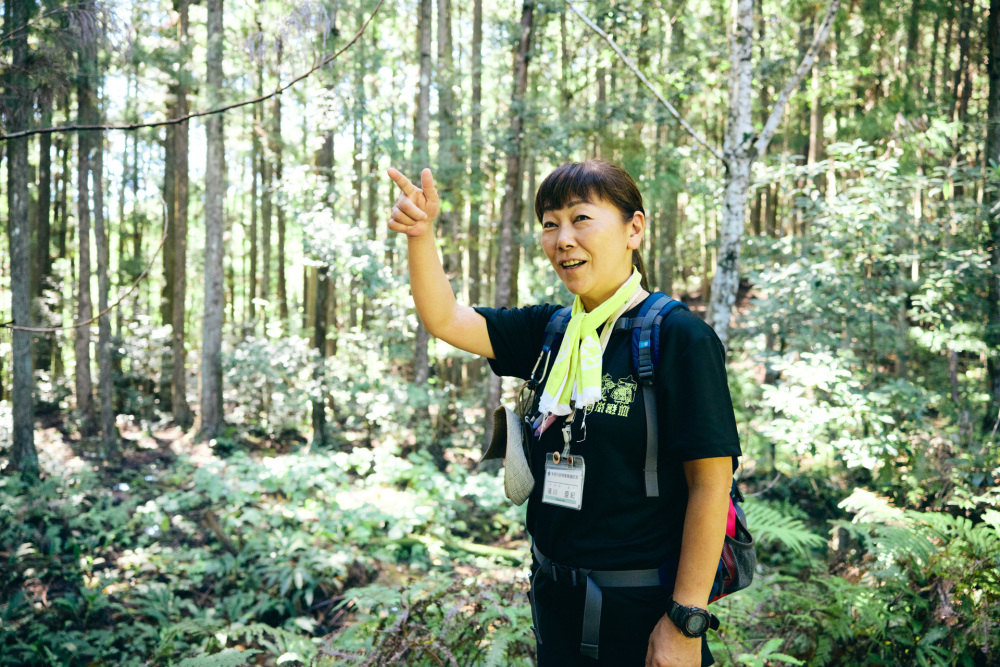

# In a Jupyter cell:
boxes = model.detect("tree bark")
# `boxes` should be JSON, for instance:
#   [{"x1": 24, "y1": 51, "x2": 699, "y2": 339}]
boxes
[
  {"x1": 33, "y1": 89, "x2": 53, "y2": 300},
  {"x1": 487, "y1": 0, "x2": 535, "y2": 446},
  {"x1": 160, "y1": 102, "x2": 177, "y2": 409},
  {"x1": 808, "y1": 18, "x2": 826, "y2": 194},
  {"x1": 942, "y1": 8, "x2": 955, "y2": 104},
  {"x1": 707, "y1": 0, "x2": 839, "y2": 346},
  {"x1": 200, "y1": 0, "x2": 226, "y2": 440},
  {"x1": 6, "y1": 0, "x2": 39, "y2": 477},
  {"x1": 927, "y1": 14, "x2": 941, "y2": 102},
  {"x1": 32, "y1": 87, "x2": 54, "y2": 372},
  {"x1": 250, "y1": 76, "x2": 261, "y2": 324},
  {"x1": 273, "y1": 38, "x2": 288, "y2": 322},
  {"x1": 904, "y1": 0, "x2": 922, "y2": 94},
  {"x1": 162, "y1": 110, "x2": 176, "y2": 331},
  {"x1": 92, "y1": 124, "x2": 118, "y2": 457},
  {"x1": 437, "y1": 0, "x2": 463, "y2": 290},
  {"x1": 312, "y1": 266, "x2": 329, "y2": 446},
  {"x1": 173, "y1": 0, "x2": 192, "y2": 429},
  {"x1": 659, "y1": 5, "x2": 685, "y2": 296},
  {"x1": 468, "y1": 0, "x2": 484, "y2": 305},
  {"x1": 75, "y1": 12, "x2": 96, "y2": 432},
  {"x1": 707, "y1": 0, "x2": 754, "y2": 342},
  {"x1": 413, "y1": 0, "x2": 433, "y2": 386},
  {"x1": 951, "y1": 0, "x2": 973, "y2": 121},
  {"x1": 984, "y1": 0, "x2": 1000, "y2": 431}
]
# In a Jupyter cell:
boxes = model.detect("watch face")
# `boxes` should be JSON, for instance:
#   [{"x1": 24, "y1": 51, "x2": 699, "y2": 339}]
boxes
[{"x1": 685, "y1": 612, "x2": 709, "y2": 635}]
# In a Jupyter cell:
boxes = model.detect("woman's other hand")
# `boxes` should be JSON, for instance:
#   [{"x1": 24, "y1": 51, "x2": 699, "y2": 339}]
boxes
[
  {"x1": 387, "y1": 167, "x2": 440, "y2": 238},
  {"x1": 645, "y1": 614, "x2": 701, "y2": 667}
]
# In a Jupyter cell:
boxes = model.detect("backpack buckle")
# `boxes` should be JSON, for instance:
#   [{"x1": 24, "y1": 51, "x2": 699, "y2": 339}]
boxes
[
  {"x1": 637, "y1": 362, "x2": 655, "y2": 382},
  {"x1": 547, "y1": 561, "x2": 588, "y2": 587}
]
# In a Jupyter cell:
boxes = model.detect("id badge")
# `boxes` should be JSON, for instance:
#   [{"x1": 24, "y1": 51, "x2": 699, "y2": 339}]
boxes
[{"x1": 542, "y1": 452, "x2": 586, "y2": 510}]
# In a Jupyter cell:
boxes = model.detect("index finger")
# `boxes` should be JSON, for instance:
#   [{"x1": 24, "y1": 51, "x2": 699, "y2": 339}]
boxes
[{"x1": 387, "y1": 167, "x2": 418, "y2": 197}]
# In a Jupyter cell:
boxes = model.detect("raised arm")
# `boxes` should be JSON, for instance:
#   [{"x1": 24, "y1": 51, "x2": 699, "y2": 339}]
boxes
[{"x1": 386, "y1": 167, "x2": 495, "y2": 359}]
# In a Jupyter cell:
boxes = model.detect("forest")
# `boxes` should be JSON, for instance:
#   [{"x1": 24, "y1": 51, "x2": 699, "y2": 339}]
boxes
[{"x1": 1, "y1": 0, "x2": 999, "y2": 664}]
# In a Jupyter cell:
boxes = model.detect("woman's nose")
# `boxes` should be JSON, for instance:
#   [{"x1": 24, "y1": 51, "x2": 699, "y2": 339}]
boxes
[{"x1": 557, "y1": 226, "x2": 575, "y2": 250}]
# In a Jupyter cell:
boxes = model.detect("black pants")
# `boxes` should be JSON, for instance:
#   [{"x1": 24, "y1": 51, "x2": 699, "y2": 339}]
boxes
[{"x1": 531, "y1": 562, "x2": 714, "y2": 666}]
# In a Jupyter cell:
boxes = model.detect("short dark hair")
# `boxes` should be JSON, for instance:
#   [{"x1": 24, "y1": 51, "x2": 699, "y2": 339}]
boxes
[{"x1": 534, "y1": 160, "x2": 649, "y2": 291}]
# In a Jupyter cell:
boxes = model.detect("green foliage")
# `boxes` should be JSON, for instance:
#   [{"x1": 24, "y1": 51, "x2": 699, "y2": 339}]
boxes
[
  {"x1": 0, "y1": 436, "x2": 527, "y2": 667},
  {"x1": 321, "y1": 572, "x2": 534, "y2": 666},
  {"x1": 174, "y1": 648, "x2": 261, "y2": 667},
  {"x1": 743, "y1": 499, "x2": 827, "y2": 558}
]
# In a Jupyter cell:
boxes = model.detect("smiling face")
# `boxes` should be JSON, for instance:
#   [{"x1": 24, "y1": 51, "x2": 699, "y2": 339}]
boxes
[{"x1": 540, "y1": 195, "x2": 645, "y2": 311}]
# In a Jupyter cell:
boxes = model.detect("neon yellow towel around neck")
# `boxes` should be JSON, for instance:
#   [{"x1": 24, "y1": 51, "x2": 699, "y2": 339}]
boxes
[{"x1": 537, "y1": 268, "x2": 643, "y2": 418}]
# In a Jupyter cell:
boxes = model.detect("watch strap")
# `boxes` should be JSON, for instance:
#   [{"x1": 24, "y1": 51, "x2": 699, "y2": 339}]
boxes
[{"x1": 667, "y1": 598, "x2": 719, "y2": 637}]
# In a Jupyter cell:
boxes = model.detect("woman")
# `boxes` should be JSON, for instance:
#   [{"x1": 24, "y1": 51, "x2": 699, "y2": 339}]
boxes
[{"x1": 386, "y1": 160, "x2": 741, "y2": 667}]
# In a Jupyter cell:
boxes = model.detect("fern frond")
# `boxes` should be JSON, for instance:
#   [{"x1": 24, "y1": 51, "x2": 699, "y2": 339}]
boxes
[
  {"x1": 743, "y1": 500, "x2": 826, "y2": 557},
  {"x1": 175, "y1": 648, "x2": 260, "y2": 667}
]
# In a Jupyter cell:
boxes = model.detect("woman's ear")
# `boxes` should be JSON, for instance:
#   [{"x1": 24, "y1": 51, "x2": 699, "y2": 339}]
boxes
[{"x1": 627, "y1": 211, "x2": 645, "y2": 251}]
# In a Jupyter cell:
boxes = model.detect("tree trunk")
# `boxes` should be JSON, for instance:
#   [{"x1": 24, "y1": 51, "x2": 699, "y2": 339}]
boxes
[
  {"x1": 468, "y1": 0, "x2": 484, "y2": 305},
  {"x1": 623, "y1": 5, "x2": 649, "y2": 179},
  {"x1": 250, "y1": 94, "x2": 261, "y2": 324},
  {"x1": 659, "y1": 7, "x2": 685, "y2": 297},
  {"x1": 956, "y1": 0, "x2": 975, "y2": 123},
  {"x1": 486, "y1": 0, "x2": 535, "y2": 447},
  {"x1": 438, "y1": 0, "x2": 463, "y2": 290},
  {"x1": 160, "y1": 103, "x2": 177, "y2": 409},
  {"x1": 162, "y1": 113, "x2": 176, "y2": 330},
  {"x1": 597, "y1": 65, "x2": 608, "y2": 159},
  {"x1": 708, "y1": 0, "x2": 838, "y2": 346},
  {"x1": 200, "y1": 0, "x2": 226, "y2": 440},
  {"x1": 351, "y1": 37, "x2": 363, "y2": 330},
  {"x1": 707, "y1": 0, "x2": 754, "y2": 343},
  {"x1": 808, "y1": 25, "x2": 826, "y2": 194},
  {"x1": 92, "y1": 126, "x2": 118, "y2": 457},
  {"x1": 413, "y1": 0, "x2": 433, "y2": 386},
  {"x1": 927, "y1": 14, "x2": 941, "y2": 101},
  {"x1": 53, "y1": 113, "x2": 69, "y2": 380},
  {"x1": 261, "y1": 144, "x2": 272, "y2": 320},
  {"x1": 32, "y1": 87, "x2": 54, "y2": 372},
  {"x1": 951, "y1": 0, "x2": 973, "y2": 121},
  {"x1": 173, "y1": 0, "x2": 192, "y2": 429},
  {"x1": 7, "y1": 0, "x2": 38, "y2": 477},
  {"x1": 942, "y1": 9, "x2": 955, "y2": 104},
  {"x1": 312, "y1": 265, "x2": 329, "y2": 446},
  {"x1": 984, "y1": 0, "x2": 1000, "y2": 431},
  {"x1": 560, "y1": 7, "x2": 571, "y2": 127},
  {"x1": 363, "y1": 149, "x2": 379, "y2": 329},
  {"x1": 904, "y1": 0, "x2": 922, "y2": 95},
  {"x1": 75, "y1": 18, "x2": 96, "y2": 432},
  {"x1": 273, "y1": 38, "x2": 288, "y2": 322}
]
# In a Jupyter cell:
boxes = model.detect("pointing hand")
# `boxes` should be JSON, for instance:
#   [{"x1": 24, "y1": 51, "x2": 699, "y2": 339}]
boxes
[{"x1": 387, "y1": 167, "x2": 440, "y2": 238}]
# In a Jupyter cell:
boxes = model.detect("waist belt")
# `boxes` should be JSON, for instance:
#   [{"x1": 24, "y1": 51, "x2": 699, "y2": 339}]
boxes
[{"x1": 531, "y1": 543, "x2": 670, "y2": 660}]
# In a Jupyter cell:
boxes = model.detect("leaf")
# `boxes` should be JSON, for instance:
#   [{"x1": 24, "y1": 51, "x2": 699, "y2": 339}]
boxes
[{"x1": 174, "y1": 648, "x2": 260, "y2": 667}]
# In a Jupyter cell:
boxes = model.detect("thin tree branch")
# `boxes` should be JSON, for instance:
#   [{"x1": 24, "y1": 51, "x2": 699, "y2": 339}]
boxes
[
  {"x1": 1, "y1": 199, "x2": 170, "y2": 332},
  {"x1": 0, "y1": 0, "x2": 384, "y2": 141},
  {"x1": 564, "y1": 0, "x2": 724, "y2": 163},
  {"x1": 752, "y1": 0, "x2": 841, "y2": 159}
]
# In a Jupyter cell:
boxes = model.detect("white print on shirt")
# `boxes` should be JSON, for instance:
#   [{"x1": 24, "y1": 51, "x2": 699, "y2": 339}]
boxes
[{"x1": 592, "y1": 374, "x2": 637, "y2": 418}]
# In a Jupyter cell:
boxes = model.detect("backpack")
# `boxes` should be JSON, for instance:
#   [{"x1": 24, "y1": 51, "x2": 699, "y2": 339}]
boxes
[{"x1": 525, "y1": 292, "x2": 755, "y2": 603}]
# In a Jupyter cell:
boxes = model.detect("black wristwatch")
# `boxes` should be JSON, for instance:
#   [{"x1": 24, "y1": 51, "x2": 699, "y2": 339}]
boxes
[{"x1": 666, "y1": 598, "x2": 720, "y2": 638}]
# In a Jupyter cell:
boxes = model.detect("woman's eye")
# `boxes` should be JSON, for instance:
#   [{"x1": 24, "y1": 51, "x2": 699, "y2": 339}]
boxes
[
  {"x1": 542, "y1": 221, "x2": 557, "y2": 229},
  {"x1": 574, "y1": 215, "x2": 589, "y2": 222}
]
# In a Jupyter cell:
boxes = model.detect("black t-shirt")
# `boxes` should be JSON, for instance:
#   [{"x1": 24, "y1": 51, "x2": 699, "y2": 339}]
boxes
[{"x1": 474, "y1": 297, "x2": 741, "y2": 571}]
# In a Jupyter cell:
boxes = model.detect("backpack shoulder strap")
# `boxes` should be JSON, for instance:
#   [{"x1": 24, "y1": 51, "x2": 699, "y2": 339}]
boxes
[
  {"x1": 528, "y1": 306, "x2": 573, "y2": 390},
  {"x1": 631, "y1": 292, "x2": 690, "y2": 497}
]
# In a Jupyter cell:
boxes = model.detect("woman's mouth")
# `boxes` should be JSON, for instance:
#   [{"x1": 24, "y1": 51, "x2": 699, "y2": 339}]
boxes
[{"x1": 560, "y1": 259, "x2": 586, "y2": 270}]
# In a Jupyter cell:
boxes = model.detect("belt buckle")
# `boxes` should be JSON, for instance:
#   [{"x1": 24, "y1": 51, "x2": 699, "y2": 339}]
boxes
[{"x1": 550, "y1": 561, "x2": 586, "y2": 587}]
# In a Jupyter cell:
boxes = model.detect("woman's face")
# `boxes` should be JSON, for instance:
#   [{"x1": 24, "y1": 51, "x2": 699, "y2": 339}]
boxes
[{"x1": 540, "y1": 194, "x2": 644, "y2": 311}]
